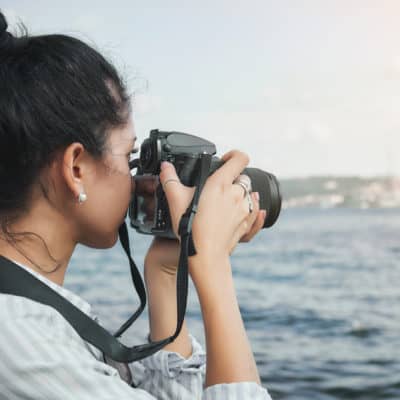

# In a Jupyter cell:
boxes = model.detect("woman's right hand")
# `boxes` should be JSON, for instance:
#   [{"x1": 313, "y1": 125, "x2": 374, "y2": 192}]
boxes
[
  {"x1": 160, "y1": 151, "x2": 264, "y2": 387},
  {"x1": 159, "y1": 150, "x2": 262, "y2": 261}
]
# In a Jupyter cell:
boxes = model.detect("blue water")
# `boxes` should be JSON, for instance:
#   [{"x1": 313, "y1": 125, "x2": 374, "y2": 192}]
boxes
[{"x1": 66, "y1": 208, "x2": 400, "y2": 399}]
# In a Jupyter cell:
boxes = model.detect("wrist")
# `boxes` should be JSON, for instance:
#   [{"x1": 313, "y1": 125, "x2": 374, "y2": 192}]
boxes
[
  {"x1": 144, "y1": 269, "x2": 177, "y2": 301},
  {"x1": 144, "y1": 253, "x2": 178, "y2": 283},
  {"x1": 144, "y1": 251, "x2": 192, "y2": 359},
  {"x1": 189, "y1": 253, "x2": 234, "y2": 298}
]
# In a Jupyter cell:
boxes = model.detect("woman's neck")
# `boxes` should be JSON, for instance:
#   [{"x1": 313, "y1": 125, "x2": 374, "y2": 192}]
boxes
[{"x1": 0, "y1": 199, "x2": 76, "y2": 286}]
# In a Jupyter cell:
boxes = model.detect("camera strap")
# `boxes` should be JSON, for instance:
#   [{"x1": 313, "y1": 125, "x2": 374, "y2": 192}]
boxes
[{"x1": 0, "y1": 153, "x2": 212, "y2": 363}]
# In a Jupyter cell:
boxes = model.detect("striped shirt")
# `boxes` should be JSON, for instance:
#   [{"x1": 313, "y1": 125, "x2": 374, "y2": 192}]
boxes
[{"x1": 0, "y1": 261, "x2": 272, "y2": 399}]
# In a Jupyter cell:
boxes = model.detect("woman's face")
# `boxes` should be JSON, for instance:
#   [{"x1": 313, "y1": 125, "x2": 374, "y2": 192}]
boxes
[{"x1": 77, "y1": 118, "x2": 137, "y2": 249}]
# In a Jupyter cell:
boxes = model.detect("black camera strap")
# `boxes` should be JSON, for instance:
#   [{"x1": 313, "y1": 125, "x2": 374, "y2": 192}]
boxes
[{"x1": 0, "y1": 153, "x2": 212, "y2": 363}]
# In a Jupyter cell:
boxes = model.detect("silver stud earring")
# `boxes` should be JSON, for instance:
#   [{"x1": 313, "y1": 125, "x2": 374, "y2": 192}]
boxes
[{"x1": 78, "y1": 191, "x2": 87, "y2": 203}]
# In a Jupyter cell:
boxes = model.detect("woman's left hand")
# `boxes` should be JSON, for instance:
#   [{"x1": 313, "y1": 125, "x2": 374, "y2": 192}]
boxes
[{"x1": 143, "y1": 205, "x2": 265, "y2": 359}]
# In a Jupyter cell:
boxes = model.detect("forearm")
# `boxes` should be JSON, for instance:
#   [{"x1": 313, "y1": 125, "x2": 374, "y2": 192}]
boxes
[
  {"x1": 144, "y1": 258, "x2": 192, "y2": 359},
  {"x1": 190, "y1": 254, "x2": 260, "y2": 387}
]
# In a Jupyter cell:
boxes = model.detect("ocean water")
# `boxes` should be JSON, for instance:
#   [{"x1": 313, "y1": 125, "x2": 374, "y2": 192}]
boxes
[{"x1": 66, "y1": 208, "x2": 400, "y2": 400}]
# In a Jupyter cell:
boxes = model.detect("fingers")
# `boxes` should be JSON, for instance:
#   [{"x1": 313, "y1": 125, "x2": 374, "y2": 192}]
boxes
[
  {"x1": 159, "y1": 161, "x2": 184, "y2": 202},
  {"x1": 229, "y1": 183, "x2": 254, "y2": 228},
  {"x1": 236, "y1": 191, "x2": 258, "y2": 242},
  {"x1": 159, "y1": 161, "x2": 195, "y2": 237},
  {"x1": 229, "y1": 205, "x2": 266, "y2": 254},
  {"x1": 228, "y1": 192, "x2": 257, "y2": 252},
  {"x1": 246, "y1": 191, "x2": 260, "y2": 227},
  {"x1": 159, "y1": 161, "x2": 184, "y2": 236},
  {"x1": 213, "y1": 150, "x2": 250, "y2": 184},
  {"x1": 240, "y1": 210, "x2": 266, "y2": 243},
  {"x1": 240, "y1": 193, "x2": 267, "y2": 243}
]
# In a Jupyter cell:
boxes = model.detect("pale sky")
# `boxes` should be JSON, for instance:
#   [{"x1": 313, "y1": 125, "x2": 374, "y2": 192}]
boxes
[{"x1": 3, "y1": 1, "x2": 400, "y2": 178}]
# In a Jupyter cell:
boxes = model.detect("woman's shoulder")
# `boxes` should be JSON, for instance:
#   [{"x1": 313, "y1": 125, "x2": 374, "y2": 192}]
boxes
[
  {"x1": 0, "y1": 293, "x2": 87, "y2": 346},
  {"x1": 1, "y1": 292, "x2": 65, "y2": 320},
  {"x1": 0, "y1": 293, "x2": 103, "y2": 361}
]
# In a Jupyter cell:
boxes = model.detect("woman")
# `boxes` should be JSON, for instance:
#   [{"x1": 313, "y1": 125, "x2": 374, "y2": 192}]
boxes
[{"x1": 0, "y1": 11, "x2": 271, "y2": 399}]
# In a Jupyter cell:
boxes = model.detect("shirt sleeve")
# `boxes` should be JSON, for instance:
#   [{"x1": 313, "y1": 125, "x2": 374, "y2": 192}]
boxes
[
  {"x1": 130, "y1": 334, "x2": 206, "y2": 399},
  {"x1": 130, "y1": 334, "x2": 272, "y2": 400},
  {"x1": 203, "y1": 382, "x2": 272, "y2": 400}
]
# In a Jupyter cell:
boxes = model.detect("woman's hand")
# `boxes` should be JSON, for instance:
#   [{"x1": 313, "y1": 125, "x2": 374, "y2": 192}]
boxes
[
  {"x1": 159, "y1": 150, "x2": 266, "y2": 260},
  {"x1": 239, "y1": 191, "x2": 266, "y2": 244},
  {"x1": 158, "y1": 150, "x2": 265, "y2": 386},
  {"x1": 144, "y1": 207, "x2": 265, "y2": 278}
]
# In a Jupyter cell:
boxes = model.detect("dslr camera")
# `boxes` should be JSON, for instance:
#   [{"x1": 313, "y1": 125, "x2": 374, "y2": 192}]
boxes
[{"x1": 129, "y1": 129, "x2": 282, "y2": 238}]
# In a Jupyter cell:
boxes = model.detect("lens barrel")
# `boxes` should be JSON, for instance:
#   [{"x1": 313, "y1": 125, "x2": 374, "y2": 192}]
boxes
[{"x1": 244, "y1": 168, "x2": 282, "y2": 228}]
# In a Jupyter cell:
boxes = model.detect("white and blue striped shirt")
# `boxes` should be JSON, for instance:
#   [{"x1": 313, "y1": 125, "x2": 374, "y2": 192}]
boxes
[{"x1": 0, "y1": 262, "x2": 272, "y2": 399}]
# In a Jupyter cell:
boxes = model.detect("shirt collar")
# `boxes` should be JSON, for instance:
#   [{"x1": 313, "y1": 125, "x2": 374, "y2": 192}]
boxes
[{"x1": 11, "y1": 259, "x2": 93, "y2": 317}]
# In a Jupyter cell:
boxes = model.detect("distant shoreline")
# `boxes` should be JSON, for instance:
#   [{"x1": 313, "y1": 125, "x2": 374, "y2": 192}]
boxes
[{"x1": 280, "y1": 176, "x2": 400, "y2": 209}]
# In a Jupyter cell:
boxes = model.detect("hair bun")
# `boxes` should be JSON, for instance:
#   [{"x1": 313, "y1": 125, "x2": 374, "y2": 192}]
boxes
[
  {"x1": 0, "y1": 12, "x2": 13, "y2": 48},
  {"x1": 0, "y1": 12, "x2": 8, "y2": 35}
]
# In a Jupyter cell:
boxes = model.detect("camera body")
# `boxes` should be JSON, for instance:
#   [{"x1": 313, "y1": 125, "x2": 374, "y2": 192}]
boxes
[{"x1": 129, "y1": 129, "x2": 281, "y2": 238}]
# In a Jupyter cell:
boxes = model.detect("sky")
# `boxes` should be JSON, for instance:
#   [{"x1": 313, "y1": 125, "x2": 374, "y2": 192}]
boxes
[{"x1": 3, "y1": 1, "x2": 400, "y2": 178}]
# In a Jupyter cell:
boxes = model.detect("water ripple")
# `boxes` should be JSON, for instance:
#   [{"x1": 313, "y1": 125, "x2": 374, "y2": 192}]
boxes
[{"x1": 66, "y1": 209, "x2": 400, "y2": 399}]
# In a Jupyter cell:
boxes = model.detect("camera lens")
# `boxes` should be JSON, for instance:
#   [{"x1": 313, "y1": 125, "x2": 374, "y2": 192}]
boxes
[{"x1": 244, "y1": 168, "x2": 282, "y2": 228}]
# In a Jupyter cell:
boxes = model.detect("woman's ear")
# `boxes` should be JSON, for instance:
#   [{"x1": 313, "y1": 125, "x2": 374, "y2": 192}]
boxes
[{"x1": 61, "y1": 142, "x2": 88, "y2": 200}]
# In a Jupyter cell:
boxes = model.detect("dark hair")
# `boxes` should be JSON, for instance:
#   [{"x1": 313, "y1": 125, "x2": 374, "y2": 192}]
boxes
[{"x1": 0, "y1": 11, "x2": 130, "y2": 228}]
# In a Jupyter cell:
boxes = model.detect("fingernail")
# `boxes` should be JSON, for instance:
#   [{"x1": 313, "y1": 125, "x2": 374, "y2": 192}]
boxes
[{"x1": 254, "y1": 192, "x2": 260, "y2": 202}]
